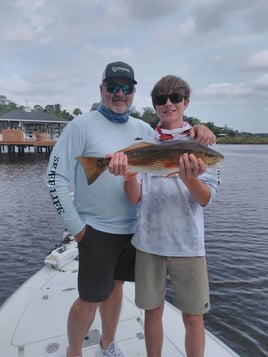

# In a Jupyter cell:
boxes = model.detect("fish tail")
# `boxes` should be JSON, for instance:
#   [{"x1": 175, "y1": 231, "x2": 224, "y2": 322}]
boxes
[{"x1": 76, "y1": 157, "x2": 109, "y2": 185}]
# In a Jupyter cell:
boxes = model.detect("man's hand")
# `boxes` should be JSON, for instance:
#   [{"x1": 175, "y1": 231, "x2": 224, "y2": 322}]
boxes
[
  {"x1": 108, "y1": 152, "x2": 128, "y2": 176},
  {"x1": 189, "y1": 125, "x2": 216, "y2": 145},
  {"x1": 75, "y1": 226, "x2": 86, "y2": 242}
]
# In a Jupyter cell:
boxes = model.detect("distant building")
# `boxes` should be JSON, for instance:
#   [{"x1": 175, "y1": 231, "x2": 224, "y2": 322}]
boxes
[{"x1": 0, "y1": 109, "x2": 68, "y2": 139}]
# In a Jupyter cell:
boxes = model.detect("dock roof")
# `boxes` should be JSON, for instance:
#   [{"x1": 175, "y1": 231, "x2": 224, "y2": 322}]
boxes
[{"x1": 0, "y1": 110, "x2": 68, "y2": 124}]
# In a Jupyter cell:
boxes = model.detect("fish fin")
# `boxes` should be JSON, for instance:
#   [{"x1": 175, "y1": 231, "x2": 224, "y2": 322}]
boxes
[
  {"x1": 163, "y1": 162, "x2": 179, "y2": 169},
  {"x1": 164, "y1": 171, "x2": 180, "y2": 178},
  {"x1": 207, "y1": 164, "x2": 223, "y2": 169},
  {"x1": 121, "y1": 141, "x2": 155, "y2": 153},
  {"x1": 76, "y1": 157, "x2": 108, "y2": 185},
  {"x1": 124, "y1": 172, "x2": 138, "y2": 181}
]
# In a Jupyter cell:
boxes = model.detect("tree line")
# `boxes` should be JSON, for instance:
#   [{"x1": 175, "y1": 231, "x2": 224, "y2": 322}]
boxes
[
  {"x1": 0, "y1": 94, "x2": 266, "y2": 138},
  {"x1": 0, "y1": 95, "x2": 73, "y2": 121}
]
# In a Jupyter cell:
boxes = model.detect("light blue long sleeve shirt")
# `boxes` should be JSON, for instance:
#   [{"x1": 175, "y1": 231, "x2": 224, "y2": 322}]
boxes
[{"x1": 46, "y1": 110, "x2": 153, "y2": 235}]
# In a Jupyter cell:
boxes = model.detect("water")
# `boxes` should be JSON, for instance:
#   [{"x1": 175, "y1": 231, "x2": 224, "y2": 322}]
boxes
[{"x1": 0, "y1": 145, "x2": 267, "y2": 356}]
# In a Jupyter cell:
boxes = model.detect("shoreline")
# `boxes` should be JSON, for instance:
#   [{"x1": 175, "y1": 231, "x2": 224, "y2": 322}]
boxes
[{"x1": 216, "y1": 136, "x2": 268, "y2": 144}]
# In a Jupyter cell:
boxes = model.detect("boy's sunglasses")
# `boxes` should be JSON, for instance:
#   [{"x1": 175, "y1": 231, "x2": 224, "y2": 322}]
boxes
[
  {"x1": 105, "y1": 83, "x2": 134, "y2": 95},
  {"x1": 154, "y1": 93, "x2": 186, "y2": 106}
]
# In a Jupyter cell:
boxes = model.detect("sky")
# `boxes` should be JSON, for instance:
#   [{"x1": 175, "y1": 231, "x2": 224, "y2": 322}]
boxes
[{"x1": 1, "y1": 0, "x2": 268, "y2": 133}]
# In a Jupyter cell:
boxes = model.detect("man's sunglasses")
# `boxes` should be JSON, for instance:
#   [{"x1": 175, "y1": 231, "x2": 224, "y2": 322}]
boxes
[
  {"x1": 105, "y1": 83, "x2": 134, "y2": 95},
  {"x1": 154, "y1": 93, "x2": 186, "y2": 106}
]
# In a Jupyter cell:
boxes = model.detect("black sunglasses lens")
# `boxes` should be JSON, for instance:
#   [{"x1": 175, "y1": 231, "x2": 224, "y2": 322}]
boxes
[
  {"x1": 155, "y1": 95, "x2": 167, "y2": 105},
  {"x1": 106, "y1": 83, "x2": 134, "y2": 94},
  {"x1": 122, "y1": 85, "x2": 134, "y2": 94},
  {"x1": 106, "y1": 84, "x2": 118, "y2": 93},
  {"x1": 155, "y1": 93, "x2": 185, "y2": 105},
  {"x1": 169, "y1": 93, "x2": 184, "y2": 103}
]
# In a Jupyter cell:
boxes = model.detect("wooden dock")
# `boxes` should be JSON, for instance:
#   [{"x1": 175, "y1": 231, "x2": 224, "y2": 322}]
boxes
[{"x1": 0, "y1": 129, "x2": 56, "y2": 154}]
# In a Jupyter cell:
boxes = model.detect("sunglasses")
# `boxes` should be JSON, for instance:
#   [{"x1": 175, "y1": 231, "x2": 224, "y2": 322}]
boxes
[
  {"x1": 105, "y1": 83, "x2": 134, "y2": 95},
  {"x1": 154, "y1": 93, "x2": 186, "y2": 106}
]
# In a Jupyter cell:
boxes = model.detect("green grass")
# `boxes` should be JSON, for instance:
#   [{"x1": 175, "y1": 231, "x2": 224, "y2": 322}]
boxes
[{"x1": 216, "y1": 136, "x2": 268, "y2": 144}]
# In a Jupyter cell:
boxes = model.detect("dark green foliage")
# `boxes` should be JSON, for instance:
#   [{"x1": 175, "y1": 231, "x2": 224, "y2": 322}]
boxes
[{"x1": 1, "y1": 94, "x2": 267, "y2": 139}]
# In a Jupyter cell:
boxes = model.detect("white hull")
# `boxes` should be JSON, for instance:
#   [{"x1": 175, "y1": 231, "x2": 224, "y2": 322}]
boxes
[{"x1": 0, "y1": 255, "x2": 238, "y2": 356}]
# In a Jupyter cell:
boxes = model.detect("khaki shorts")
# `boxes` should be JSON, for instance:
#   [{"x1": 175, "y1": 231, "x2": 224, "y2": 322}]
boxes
[{"x1": 135, "y1": 250, "x2": 210, "y2": 315}]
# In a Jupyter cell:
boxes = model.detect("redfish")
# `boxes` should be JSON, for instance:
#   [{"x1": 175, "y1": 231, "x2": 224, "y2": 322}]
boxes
[{"x1": 77, "y1": 140, "x2": 224, "y2": 185}]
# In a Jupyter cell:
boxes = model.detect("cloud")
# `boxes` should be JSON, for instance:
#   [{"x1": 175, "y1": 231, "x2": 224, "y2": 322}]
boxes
[
  {"x1": 190, "y1": 0, "x2": 268, "y2": 35},
  {"x1": 253, "y1": 73, "x2": 268, "y2": 90},
  {"x1": 198, "y1": 82, "x2": 252, "y2": 98},
  {"x1": 246, "y1": 50, "x2": 268, "y2": 70},
  {"x1": 0, "y1": 0, "x2": 50, "y2": 46},
  {"x1": 123, "y1": 0, "x2": 183, "y2": 20},
  {"x1": 0, "y1": 0, "x2": 268, "y2": 132},
  {"x1": 180, "y1": 16, "x2": 196, "y2": 37}
]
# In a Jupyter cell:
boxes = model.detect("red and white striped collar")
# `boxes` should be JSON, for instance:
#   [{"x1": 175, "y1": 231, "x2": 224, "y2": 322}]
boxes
[{"x1": 155, "y1": 122, "x2": 192, "y2": 141}]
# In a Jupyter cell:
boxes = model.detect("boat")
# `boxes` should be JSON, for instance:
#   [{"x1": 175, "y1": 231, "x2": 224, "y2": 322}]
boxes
[{"x1": 0, "y1": 231, "x2": 239, "y2": 357}]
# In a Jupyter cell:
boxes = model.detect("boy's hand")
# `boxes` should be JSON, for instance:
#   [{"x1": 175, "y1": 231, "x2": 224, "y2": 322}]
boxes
[{"x1": 179, "y1": 153, "x2": 206, "y2": 180}]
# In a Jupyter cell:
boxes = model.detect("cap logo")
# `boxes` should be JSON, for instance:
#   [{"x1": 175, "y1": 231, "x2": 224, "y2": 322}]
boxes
[{"x1": 111, "y1": 66, "x2": 130, "y2": 74}]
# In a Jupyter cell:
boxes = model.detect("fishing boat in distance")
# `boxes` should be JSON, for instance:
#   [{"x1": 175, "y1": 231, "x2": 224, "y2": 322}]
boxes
[{"x1": 0, "y1": 231, "x2": 239, "y2": 357}]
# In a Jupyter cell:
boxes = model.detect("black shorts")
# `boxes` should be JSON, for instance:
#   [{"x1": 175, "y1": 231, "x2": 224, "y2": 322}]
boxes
[{"x1": 77, "y1": 225, "x2": 135, "y2": 302}]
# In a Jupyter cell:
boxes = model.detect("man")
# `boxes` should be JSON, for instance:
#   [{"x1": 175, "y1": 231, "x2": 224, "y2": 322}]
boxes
[
  {"x1": 109, "y1": 75, "x2": 221, "y2": 357},
  {"x1": 46, "y1": 62, "x2": 215, "y2": 357}
]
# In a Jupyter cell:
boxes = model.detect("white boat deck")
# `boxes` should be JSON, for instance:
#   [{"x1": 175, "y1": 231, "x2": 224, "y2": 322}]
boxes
[{"x1": 0, "y1": 259, "x2": 238, "y2": 357}]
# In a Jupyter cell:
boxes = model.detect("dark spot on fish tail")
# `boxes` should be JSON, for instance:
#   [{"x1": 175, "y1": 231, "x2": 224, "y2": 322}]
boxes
[{"x1": 96, "y1": 158, "x2": 108, "y2": 168}]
